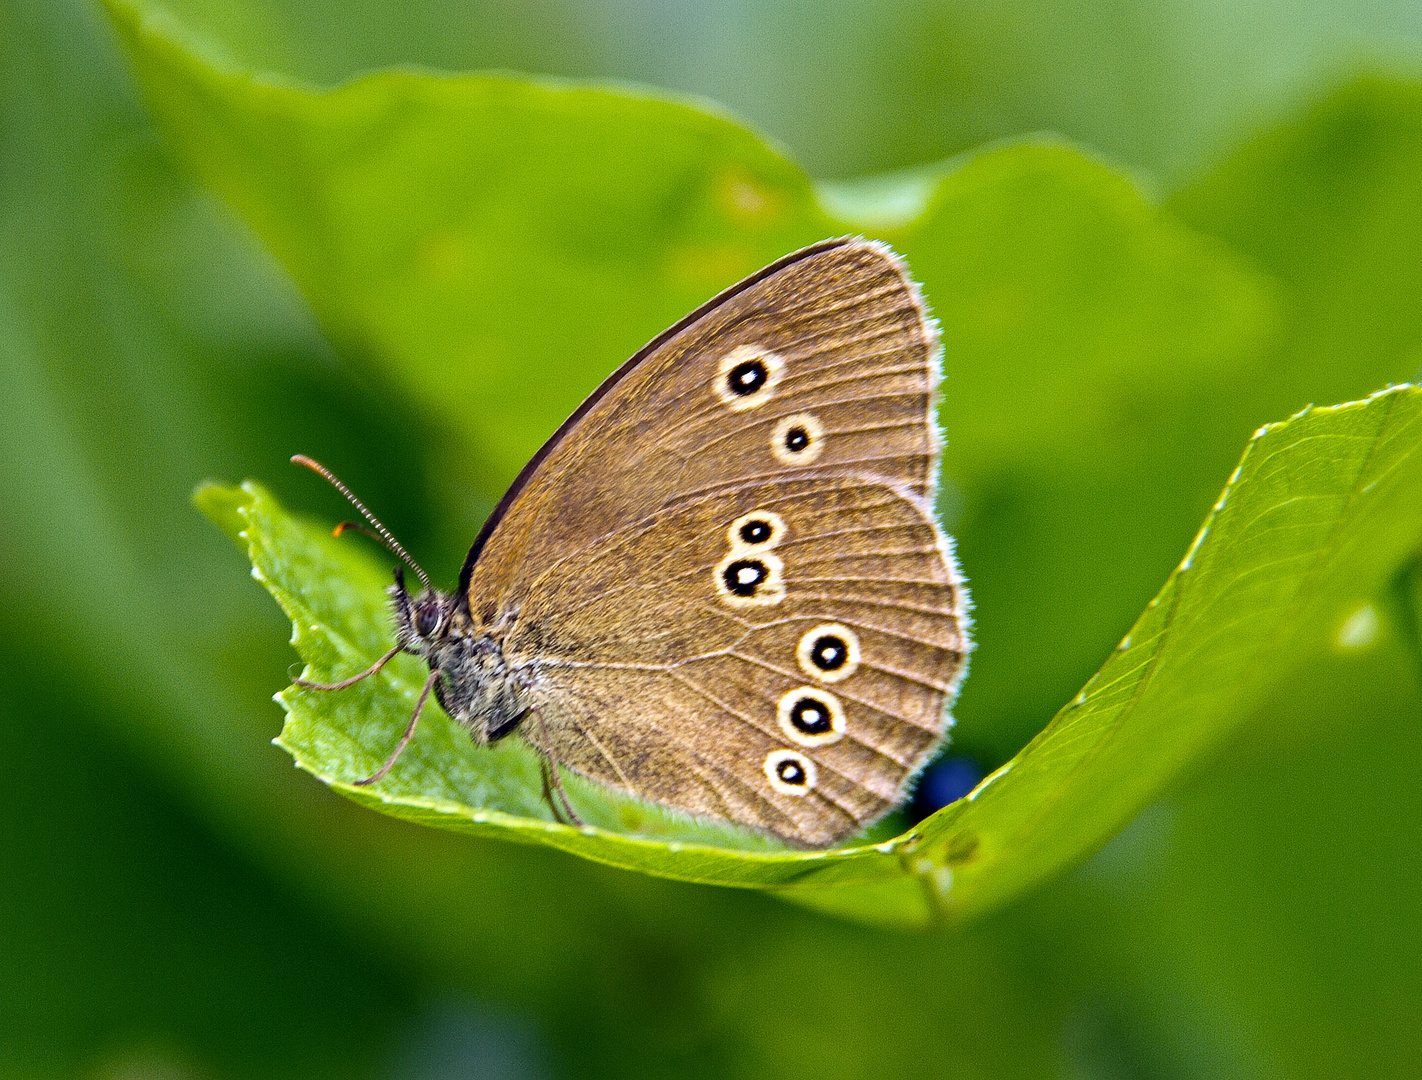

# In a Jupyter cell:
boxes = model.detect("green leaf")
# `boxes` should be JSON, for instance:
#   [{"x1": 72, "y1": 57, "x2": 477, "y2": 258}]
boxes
[
  {"x1": 1387, "y1": 549, "x2": 1422, "y2": 678},
  {"x1": 935, "y1": 385, "x2": 1422, "y2": 919},
  {"x1": 198, "y1": 383, "x2": 1422, "y2": 926}
]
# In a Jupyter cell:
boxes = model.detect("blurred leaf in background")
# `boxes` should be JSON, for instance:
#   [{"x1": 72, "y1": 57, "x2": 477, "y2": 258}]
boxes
[
  {"x1": 2, "y1": 0, "x2": 1421, "y2": 1078},
  {"x1": 130, "y1": 0, "x2": 1422, "y2": 181}
]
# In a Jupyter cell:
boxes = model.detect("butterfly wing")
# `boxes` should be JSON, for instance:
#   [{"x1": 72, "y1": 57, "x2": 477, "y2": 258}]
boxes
[{"x1": 467, "y1": 238, "x2": 969, "y2": 846}]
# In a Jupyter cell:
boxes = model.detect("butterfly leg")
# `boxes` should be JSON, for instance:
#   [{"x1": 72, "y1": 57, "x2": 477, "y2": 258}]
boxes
[
  {"x1": 294, "y1": 643, "x2": 401, "y2": 691},
  {"x1": 530, "y1": 706, "x2": 584, "y2": 827},
  {"x1": 537, "y1": 760, "x2": 555, "y2": 818},
  {"x1": 536, "y1": 758, "x2": 579, "y2": 829},
  {"x1": 532, "y1": 742, "x2": 565, "y2": 823},
  {"x1": 353, "y1": 666, "x2": 439, "y2": 786}
]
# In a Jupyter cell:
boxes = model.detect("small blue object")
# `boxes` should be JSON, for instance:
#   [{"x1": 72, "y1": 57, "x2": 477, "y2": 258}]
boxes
[{"x1": 911, "y1": 755, "x2": 986, "y2": 819}]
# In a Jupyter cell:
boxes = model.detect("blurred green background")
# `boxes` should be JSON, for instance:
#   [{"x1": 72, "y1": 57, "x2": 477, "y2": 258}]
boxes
[{"x1": 3, "y1": 1, "x2": 1422, "y2": 1077}]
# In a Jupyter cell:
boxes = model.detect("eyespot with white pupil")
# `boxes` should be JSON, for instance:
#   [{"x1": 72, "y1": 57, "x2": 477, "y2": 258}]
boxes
[
  {"x1": 727, "y1": 509, "x2": 786, "y2": 552},
  {"x1": 764, "y1": 749, "x2": 817, "y2": 795},
  {"x1": 715, "y1": 345, "x2": 784, "y2": 411},
  {"x1": 772, "y1": 412, "x2": 824, "y2": 464},
  {"x1": 724, "y1": 559, "x2": 766, "y2": 596},
  {"x1": 776, "y1": 686, "x2": 846, "y2": 747},
  {"x1": 731, "y1": 361, "x2": 765, "y2": 393},
  {"x1": 713, "y1": 550, "x2": 785, "y2": 608},
  {"x1": 796, "y1": 622, "x2": 860, "y2": 682}
]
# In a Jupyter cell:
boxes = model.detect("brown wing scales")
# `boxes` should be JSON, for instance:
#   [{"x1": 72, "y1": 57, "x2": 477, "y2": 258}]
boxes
[
  {"x1": 506, "y1": 476, "x2": 966, "y2": 846},
  {"x1": 468, "y1": 239, "x2": 968, "y2": 846}
]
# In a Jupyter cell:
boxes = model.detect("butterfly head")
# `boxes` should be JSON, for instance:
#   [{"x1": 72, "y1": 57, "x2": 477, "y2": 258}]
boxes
[
  {"x1": 387, "y1": 564, "x2": 528, "y2": 745},
  {"x1": 389, "y1": 565, "x2": 455, "y2": 657}
]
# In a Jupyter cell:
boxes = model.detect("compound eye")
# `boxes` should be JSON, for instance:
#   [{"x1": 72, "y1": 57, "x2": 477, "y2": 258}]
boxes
[{"x1": 415, "y1": 605, "x2": 441, "y2": 637}]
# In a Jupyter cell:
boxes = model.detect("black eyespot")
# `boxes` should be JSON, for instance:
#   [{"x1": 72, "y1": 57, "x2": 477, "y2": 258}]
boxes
[
  {"x1": 784, "y1": 425, "x2": 810, "y2": 453},
  {"x1": 810, "y1": 634, "x2": 849, "y2": 672},
  {"x1": 727, "y1": 359, "x2": 768, "y2": 396},
  {"x1": 738, "y1": 518, "x2": 773, "y2": 545},
  {"x1": 722, "y1": 558, "x2": 769, "y2": 597},
  {"x1": 789, "y1": 697, "x2": 832, "y2": 736},
  {"x1": 775, "y1": 758, "x2": 808, "y2": 785}
]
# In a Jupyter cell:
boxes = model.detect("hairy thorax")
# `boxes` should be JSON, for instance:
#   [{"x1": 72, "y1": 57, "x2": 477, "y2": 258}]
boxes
[{"x1": 390, "y1": 582, "x2": 529, "y2": 744}]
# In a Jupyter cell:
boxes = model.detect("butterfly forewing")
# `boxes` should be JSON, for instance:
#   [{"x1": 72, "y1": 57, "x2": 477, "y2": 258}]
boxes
[{"x1": 466, "y1": 238, "x2": 968, "y2": 846}]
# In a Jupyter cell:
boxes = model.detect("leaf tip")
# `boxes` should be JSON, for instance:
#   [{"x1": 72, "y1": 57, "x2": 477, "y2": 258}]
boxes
[{"x1": 194, "y1": 481, "x2": 255, "y2": 545}]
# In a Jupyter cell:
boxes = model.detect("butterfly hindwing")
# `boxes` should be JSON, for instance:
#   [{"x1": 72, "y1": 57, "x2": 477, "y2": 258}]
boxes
[{"x1": 509, "y1": 476, "x2": 965, "y2": 844}]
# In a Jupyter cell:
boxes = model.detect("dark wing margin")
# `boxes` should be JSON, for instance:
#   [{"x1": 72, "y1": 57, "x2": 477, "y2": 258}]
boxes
[{"x1": 456, "y1": 237, "x2": 861, "y2": 601}]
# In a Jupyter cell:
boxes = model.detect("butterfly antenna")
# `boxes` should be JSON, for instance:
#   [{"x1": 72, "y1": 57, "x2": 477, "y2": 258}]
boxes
[{"x1": 290, "y1": 455, "x2": 435, "y2": 593}]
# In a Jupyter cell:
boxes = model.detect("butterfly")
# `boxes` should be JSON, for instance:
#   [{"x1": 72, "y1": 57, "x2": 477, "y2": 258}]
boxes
[{"x1": 294, "y1": 237, "x2": 970, "y2": 847}]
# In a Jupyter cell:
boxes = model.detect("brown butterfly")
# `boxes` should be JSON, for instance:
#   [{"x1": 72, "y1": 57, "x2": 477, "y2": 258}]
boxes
[{"x1": 294, "y1": 237, "x2": 970, "y2": 847}]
